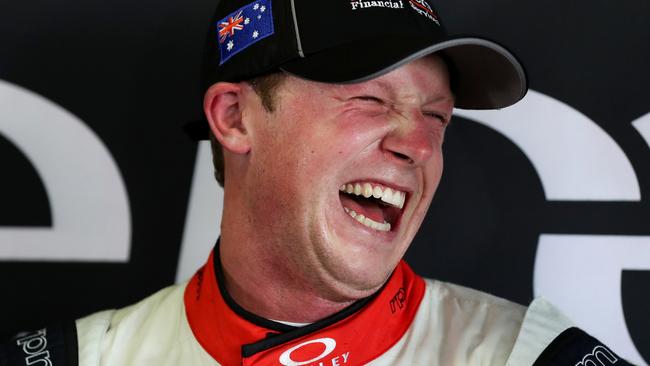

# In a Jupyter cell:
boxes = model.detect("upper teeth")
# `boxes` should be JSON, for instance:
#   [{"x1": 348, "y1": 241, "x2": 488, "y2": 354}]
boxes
[{"x1": 338, "y1": 182, "x2": 406, "y2": 209}]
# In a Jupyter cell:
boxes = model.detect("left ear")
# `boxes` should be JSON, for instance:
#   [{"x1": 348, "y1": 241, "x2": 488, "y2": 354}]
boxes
[{"x1": 203, "y1": 82, "x2": 251, "y2": 155}]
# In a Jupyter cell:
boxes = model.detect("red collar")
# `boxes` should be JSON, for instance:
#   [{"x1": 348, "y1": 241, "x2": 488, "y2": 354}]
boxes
[{"x1": 184, "y1": 248, "x2": 425, "y2": 366}]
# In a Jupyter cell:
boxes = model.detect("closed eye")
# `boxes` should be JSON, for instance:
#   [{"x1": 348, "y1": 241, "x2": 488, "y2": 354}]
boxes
[
  {"x1": 353, "y1": 95, "x2": 384, "y2": 104},
  {"x1": 424, "y1": 111, "x2": 450, "y2": 125}
]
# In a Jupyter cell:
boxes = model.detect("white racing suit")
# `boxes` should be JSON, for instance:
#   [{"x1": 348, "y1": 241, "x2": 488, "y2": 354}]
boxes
[{"x1": 1, "y1": 249, "x2": 632, "y2": 366}]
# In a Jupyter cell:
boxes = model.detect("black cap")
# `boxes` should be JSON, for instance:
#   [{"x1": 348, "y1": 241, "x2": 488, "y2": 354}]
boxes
[{"x1": 200, "y1": 0, "x2": 527, "y2": 122}]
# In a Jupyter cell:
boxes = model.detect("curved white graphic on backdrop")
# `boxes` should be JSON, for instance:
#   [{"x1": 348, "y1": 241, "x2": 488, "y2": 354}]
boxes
[
  {"x1": 632, "y1": 112, "x2": 650, "y2": 149},
  {"x1": 0, "y1": 80, "x2": 131, "y2": 261},
  {"x1": 457, "y1": 93, "x2": 647, "y2": 364},
  {"x1": 535, "y1": 235, "x2": 650, "y2": 365},
  {"x1": 176, "y1": 141, "x2": 223, "y2": 282},
  {"x1": 454, "y1": 90, "x2": 640, "y2": 201}
]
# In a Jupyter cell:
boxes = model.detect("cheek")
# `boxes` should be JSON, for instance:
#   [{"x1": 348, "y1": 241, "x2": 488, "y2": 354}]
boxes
[
  {"x1": 417, "y1": 138, "x2": 444, "y2": 191},
  {"x1": 333, "y1": 113, "x2": 393, "y2": 155},
  {"x1": 425, "y1": 120, "x2": 447, "y2": 144}
]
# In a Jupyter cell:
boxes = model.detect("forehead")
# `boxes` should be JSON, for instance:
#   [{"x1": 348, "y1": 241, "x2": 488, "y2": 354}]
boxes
[{"x1": 282, "y1": 54, "x2": 453, "y2": 103}]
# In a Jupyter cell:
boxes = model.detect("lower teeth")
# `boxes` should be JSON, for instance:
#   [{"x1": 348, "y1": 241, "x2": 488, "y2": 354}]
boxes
[{"x1": 343, "y1": 207, "x2": 391, "y2": 232}]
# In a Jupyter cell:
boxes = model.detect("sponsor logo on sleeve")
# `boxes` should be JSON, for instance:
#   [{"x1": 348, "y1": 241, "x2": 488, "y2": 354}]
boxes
[
  {"x1": 533, "y1": 328, "x2": 632, "y2": 366},
  {"x1": 575, "y1": 345, "x2": 619, "y2": 366},
  {"x1": 15, "y1": 329, "x2": 53, "y2": 366}
]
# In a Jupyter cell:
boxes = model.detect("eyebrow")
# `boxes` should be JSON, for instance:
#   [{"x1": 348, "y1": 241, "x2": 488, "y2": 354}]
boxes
[{"x1": 371, "y1": 79, "x2": 456, "y2": 105}]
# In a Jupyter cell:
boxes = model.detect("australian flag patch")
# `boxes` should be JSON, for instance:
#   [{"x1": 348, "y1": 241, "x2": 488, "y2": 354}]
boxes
[{"x1": 216, "y1": 0, "x2": 274, "y2": 65}]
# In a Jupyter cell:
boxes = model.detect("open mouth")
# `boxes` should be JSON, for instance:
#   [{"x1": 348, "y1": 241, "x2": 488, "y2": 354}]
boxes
[{"x1": 338, "y1": 182, "x2": 407, "y2": 232}]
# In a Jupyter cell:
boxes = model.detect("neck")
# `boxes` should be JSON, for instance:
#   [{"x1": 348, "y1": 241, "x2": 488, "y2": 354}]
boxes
[{"x1": 218, "y1": 172, "x2": 373, "y2": 322}]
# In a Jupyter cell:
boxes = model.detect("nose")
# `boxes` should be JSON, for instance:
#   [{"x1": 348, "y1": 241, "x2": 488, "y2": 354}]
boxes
[{"x1": 381, "y1": 113, "x2": 437, "y2": 166}]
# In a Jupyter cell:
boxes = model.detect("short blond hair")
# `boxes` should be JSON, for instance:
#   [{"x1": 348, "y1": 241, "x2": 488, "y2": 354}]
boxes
[{"x1": 209, "y1": 73, "x2": 286, "y2": 187}]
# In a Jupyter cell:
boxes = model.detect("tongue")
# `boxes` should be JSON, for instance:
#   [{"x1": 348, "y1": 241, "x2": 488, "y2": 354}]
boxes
[{"x1": 340, "y1": 193, "x2": 386, "y2": 223}]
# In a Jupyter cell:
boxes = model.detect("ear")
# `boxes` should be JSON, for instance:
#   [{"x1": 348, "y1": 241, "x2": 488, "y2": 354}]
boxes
[{"x1": 203, "y1": 82, "x2": 251, "y2": 154}]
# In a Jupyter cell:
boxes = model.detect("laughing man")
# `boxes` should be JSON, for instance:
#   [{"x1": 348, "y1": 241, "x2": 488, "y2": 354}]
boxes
[{"x1": 1, "y1": 0, "x2": 632, "y2": 365}]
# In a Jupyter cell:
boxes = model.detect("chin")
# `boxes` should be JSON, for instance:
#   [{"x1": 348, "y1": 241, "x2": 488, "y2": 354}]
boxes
[
  {"x1": 310, "y1": 200, "x2": 410, "y2": 300},
  {"x1": 318, "y1": 247, "x2": 400, "y2": 300}
]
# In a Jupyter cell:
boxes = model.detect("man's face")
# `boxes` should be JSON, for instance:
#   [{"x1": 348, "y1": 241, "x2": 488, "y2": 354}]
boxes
[{"x1": 242, "y1": 55, "x2": 453, "y2": 301}]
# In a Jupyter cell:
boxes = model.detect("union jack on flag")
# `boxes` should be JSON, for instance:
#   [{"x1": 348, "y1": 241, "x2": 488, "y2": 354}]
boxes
[
  {"x1": 218, "y1": 11, "x2": 245, "y2": 44},
  {"x1": 216, "y1": 0, "x2": 274, "y2": 65}
]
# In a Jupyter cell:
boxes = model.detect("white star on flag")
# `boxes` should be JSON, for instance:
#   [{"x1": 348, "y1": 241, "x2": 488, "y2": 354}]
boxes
[
  {"x1": 253, "y1": 3, "x2": 259, "y2": 10},
  {"x1": 244, "y1": 17, "x2": 250, "y2": 24},
  {"x1": 260, "y1": 5, "x2": 266, "y2": 12},
  {"x1": 227, "y1": 40, "x2": 234, "y2": 51},
  {"x1": 257, "y1": 14, "x2": 262, "y2": 19},
  {"x1": 252, "y1": 30, "x2": 259, "y2": 39}
]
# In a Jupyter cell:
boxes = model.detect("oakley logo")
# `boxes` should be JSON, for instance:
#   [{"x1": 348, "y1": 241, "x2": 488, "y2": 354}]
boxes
[
  {"x1": 279, "y1": 337, "x2": 350, "y2": 366},
  {"x1": 575, "y1": 345, "x2": 619, "y2": 366}
]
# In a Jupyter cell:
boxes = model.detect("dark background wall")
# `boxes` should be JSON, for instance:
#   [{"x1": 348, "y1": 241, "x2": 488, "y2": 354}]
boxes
[{"x1": 1, "y1": 0, "x2": 648, "y2": 363}]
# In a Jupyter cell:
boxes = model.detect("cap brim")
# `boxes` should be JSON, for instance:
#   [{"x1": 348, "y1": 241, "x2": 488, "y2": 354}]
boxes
[{"x1": 280, "y1": 35, "x2": 527, "y2": 110}]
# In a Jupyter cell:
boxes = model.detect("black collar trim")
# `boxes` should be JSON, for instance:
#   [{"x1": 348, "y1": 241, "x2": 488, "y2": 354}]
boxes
[{"x1": 212, "y1": 240, "x2": 380, "y2": 357}]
